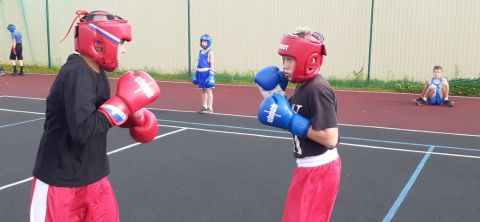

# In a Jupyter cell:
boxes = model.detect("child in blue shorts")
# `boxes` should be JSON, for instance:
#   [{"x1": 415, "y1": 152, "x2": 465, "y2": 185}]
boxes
[
  {"x1": 192, "y1": 34, "x2": 216, "y2": 113},
  {"x1": 415, "y1": 65, "x2": 454, "y2": 107}
]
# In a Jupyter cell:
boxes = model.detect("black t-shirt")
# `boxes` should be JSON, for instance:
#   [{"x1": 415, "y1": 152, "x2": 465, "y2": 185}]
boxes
[
  {"x1": 289, "y1": 75, "x2": 339, "y2": 158},
  {"x1": 32, "y1": 54, "x2": 112, "y2": 187}
]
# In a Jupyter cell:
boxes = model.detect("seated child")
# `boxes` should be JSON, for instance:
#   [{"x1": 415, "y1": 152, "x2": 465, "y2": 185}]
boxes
[{"x1": 415, "y1": 65, "x2": 453, "y2": 107}]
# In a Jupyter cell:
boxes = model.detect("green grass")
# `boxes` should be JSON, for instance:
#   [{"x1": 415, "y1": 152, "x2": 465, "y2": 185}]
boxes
[
  {"x1": 329, "y1": 78, "x2": 480, "y2": 97},
  {"x1": 2, "y1": 63, "x2": 478, "y2": 97},
  {"x1": 112, "y1": 70, "x2": 257, "y2": 85},
  {"x1": 0, "y1": 63, "x2": 60, "y2": 73}
]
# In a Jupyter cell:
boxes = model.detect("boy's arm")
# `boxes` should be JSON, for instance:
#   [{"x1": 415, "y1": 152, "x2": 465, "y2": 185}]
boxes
[
  {"x1": 11, "y1": 37, "x2": 16, "y2": 54},
  {"x1": 209, "y1": 51, "x2": 215, "y2": 72},
  {"x1": 11, "y1": 37, "x2": 16, "y2": 48},
  {"x1": 419, "y1": 80, "x2": 429, "y2": 98},
  {"x1": 306, "y1": 127, "x2": 338, "y2": 149},
  {"x1": 442, "y1": 77, "x2": 449, "y2": 86}
]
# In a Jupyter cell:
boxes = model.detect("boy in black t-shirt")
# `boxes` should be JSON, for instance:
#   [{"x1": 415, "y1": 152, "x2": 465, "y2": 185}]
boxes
[
  {"x1": 30, "y1": 10, "x2": 160, "y2": 221},
  {"x1": 256, "y1": 27, "x2": 341, "y2": 222}
]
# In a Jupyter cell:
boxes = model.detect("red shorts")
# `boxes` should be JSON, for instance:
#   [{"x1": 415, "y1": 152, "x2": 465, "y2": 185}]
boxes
[
  {"x1": 282, "y1": 157, "x2": 342, "y2": 222},
  {"x1": 30, "y1": 177, "x2": 119, "y2": 222}
]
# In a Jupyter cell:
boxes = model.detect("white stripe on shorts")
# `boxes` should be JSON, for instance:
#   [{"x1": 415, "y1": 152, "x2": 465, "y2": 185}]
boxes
[
  {"x1": 30, "y1": 178, "x2": 49, "y2": 222},
  {"x1": 197, "y1": 67, "x2": 210, "y2": 72},
  {"x1": 296, "y1": 148, "x2": 339, "y2": 167}
]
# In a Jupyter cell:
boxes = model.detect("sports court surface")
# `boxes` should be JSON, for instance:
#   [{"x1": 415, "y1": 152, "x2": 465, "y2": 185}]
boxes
[{"x1": 1, "y1": 74, "x2": 479, "y2": 221}]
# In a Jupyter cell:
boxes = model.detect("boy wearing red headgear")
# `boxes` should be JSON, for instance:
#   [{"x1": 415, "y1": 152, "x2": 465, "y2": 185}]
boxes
[
  {"x1": 30, "y1": 10, "x2": 160, "y2": 221},
  {"x1": 256, "y1": 27, "x2": 340, "y2": 222}
]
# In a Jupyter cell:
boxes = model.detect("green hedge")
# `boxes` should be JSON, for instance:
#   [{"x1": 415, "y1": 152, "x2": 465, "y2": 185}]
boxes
[
  {"x1": 329, "y1": 78, "x2": 480, "y2": 97},
  {"x1": 448, "y1": 78, "x2": 480, "y2": 96},
  {"x1": 1, "y1": 63, "x2": 478, "y2": 97}
]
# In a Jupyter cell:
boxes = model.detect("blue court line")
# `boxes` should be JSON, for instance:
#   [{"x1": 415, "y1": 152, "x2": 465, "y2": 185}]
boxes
[
  {"x1": 382, "y1": 145, "x2": 435, "y2": 222},
  {"x1": 158, "y1": 119, "x2": 479, "y2": 152},
  {"x1": 342, "y1": 136, "x2": 431, "y2": 147},
  {"x1": 342, "y1": 136, "x2": 480, "y2": 152},
  {"x1": 0, "y1": 117, "x2": 45, "y2": 129},
  {"x1": 157, "y1": 119, "x2": 290, "y2": 134}
]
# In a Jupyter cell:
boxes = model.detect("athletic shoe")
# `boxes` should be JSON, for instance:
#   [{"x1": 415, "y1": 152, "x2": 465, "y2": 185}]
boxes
[
  {"x1": 415, "y1": 97, "x2": 426, "y2": 106},
  {"x1": 198, "y1": 107, "x2": 209, "y2": 114},
  {"x1": 442, "y1": 100, "x2": 453, "y2": 107}
]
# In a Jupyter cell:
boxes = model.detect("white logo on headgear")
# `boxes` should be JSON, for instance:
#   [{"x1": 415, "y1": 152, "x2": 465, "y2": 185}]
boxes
[{"x1": 279, "y1": 44, "x2": 289, "y2": 51}]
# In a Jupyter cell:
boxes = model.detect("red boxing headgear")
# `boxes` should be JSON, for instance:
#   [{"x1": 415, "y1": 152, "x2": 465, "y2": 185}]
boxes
[
  {"x1": 277, "y1": 34, "x2": 327, "y2": 83},
  {"x1": 74, "y1": 10, "x2": 132, "y2": 72}
]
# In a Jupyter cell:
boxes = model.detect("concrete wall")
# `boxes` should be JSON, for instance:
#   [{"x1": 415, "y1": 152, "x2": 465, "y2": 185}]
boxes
[{"x1": 1, "y1": 0, "x2": 479, "y2": 80}]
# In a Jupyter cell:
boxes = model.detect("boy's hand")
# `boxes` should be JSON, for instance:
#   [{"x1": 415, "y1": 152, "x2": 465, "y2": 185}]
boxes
[
  {"x1": 254, "y1": 66, "x2": 288, "y2": 98},
  {"x1": 205, "y1": 71, "x2": 216, "y2": 88},
  {"x1": 257, "y1": 93, "x2": 311, "y2": 138},
  {"x1": 98, "y1": 71, "x2": 160, "y2": 126},
  {"x1": 120, "y1": 108, "x2": 159, "y2": 143},
  {"x1": 192, "y1": 71, "x2": 199, "y2": 85}
]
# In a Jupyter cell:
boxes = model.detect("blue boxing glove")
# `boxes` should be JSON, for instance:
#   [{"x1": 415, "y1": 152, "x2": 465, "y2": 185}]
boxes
[
  {"x1": 192, "y1": 71, "x2": 199, "y2": 85},
  {"x1": 254, "y1": 66, "x2": 288, "y2": 98},
  {"x1": 258, "y1": 93, "x2": 311, "y2": 138},
  {"x1": 205, "y1": 70, "x2": 216, "y2": 88}
]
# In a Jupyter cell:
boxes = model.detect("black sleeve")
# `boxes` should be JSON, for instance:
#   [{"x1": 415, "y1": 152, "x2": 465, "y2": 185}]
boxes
[
  {"x1": 309, "y1": 87, "x2": 338, "y2": 130},
  {"x1": 63, "y1": 70, "x2": 110, "y2": 144}
]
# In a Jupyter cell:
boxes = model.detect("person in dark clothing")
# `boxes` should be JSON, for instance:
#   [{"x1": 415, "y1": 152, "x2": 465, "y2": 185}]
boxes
[
  {"x1": 7, "y1": 24, "x2": 24, "y2": 75},
  {"x1": 30, "y1": 10, "x2": 160, "y2": 221}
]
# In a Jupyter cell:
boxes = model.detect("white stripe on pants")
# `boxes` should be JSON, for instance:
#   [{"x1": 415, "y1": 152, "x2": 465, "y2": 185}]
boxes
[{"x1": 30, "y1": 178, "x2": 49, "y2": 222}]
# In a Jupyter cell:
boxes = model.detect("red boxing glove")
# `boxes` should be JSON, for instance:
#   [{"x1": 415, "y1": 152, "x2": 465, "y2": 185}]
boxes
[
  {"x1": 98, "y1": 71, "x2": 160, "y2": 126},
  {"x1": 121, "y1": 108, "x2": 159, "y2": 143},
  {"x1": 12, "y1": 47, "x2": 16, "y2": 55}
]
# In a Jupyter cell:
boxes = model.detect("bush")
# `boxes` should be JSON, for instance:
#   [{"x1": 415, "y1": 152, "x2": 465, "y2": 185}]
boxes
[
  {"x1": 448, "y1": 78, "x2": 480, "y2": 96},
  {"x1": 1, "y1": 63, "x2": 478, "y2": 97},
  {"x1": 392, "y1": 79, "x2": 424, "y2": 93},
  {"x1": 328, "y1": 77, "x2": 480, "y2": 97}
]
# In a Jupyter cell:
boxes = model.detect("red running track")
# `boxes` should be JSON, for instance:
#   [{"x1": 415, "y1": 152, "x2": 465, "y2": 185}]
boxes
[{"x1": 1, "y1": 73, "x2": 479, "y2": 136}]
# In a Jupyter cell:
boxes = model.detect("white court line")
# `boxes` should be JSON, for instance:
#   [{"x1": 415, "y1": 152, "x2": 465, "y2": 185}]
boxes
[
  {"x1": 107, "y1": 128, "x2": 187, "y2": 155},
  {"x1": 149, "y1": 107, "x2": 256, "y2": 118},
  {"x1": 340, "y1": 123, "x2": 480, "y2": 138},
  {"x1": 162, "y1": 124, "x2": 480, "y2": 159},
  {"x1": 1, "y1": 96, "x2": 479, "y2": 138},
  {"x1": 160, "y1": 124, "x2": 291, "y2": 140},
  {"x1": 1, "y1": 95, "x2": 46, "y2": 100},
  {"x1": 0, "y1": 177, "x2": 33, "y2": 191},
  {"x1": 151, "y1": 108, "x2": 480, "y2": 138},
  {"x1": 0, "y1": 128, "x2": 187, "y2": 191},
  {"x1": 342, "y1": 143, "x2": 480, "y2": 159},
  {"x1": 1, "y1": 123, "x2": 477, "y2": 191},
  {"x1": 0, "y1": 108, "x2": 44, "y2": 115},
  {"x1": 148, "y1": 109, "x2": 480, "y2": 138}
]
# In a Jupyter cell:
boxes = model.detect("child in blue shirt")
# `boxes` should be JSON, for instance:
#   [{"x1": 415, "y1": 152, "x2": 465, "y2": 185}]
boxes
[
  {"x1": 192, "y1": 34, "x2": 216, "y2": 113},
  {"x1": 7, "y1": 24, "x2": 24, "y2": 75},
  {"x1": 415, "y1": 65, "x2": 454, "y2": 107}
]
